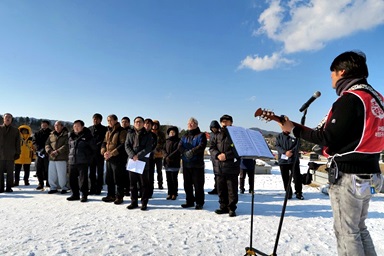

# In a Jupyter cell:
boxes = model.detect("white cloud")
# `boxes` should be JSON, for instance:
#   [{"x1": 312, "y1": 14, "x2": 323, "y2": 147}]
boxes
[
  {"x1": 239, "y1": 51, "x2": 294, "y2": 71},
  {"x1": 241, "y1": 0, "x2": 384, "y2": 71},
  {"x1": 248, "y1": 95, "x2": 257, "y2": 101}
]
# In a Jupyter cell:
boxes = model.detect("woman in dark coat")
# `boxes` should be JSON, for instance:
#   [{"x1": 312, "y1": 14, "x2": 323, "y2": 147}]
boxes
[{"x1": 163, "y1": 126, "x2": 181, "y2": 200}]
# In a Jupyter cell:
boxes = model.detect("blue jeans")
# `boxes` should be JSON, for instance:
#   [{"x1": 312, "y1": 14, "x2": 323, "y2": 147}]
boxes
[{"x1": 329, "y1": 173, "x2": 383, "y2": 256}]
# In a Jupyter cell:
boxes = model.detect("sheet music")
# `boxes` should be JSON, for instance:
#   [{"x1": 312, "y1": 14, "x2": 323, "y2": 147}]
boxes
[{"x1": 226, "y1": 126, "x2": 274, "y2": 159}]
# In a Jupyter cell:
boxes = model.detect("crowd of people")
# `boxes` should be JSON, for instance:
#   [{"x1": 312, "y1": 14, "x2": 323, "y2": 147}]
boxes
[
  {"x1": 0, "y1": 112, "x2": 268, "y2": 217},
  {"x1": 1, "y1": 50, "x2": 383, "y2": 254}
]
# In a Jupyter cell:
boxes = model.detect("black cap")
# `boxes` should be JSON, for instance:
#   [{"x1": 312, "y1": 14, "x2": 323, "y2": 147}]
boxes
[{"x1": 220, "y1": 114, "x2": 233, "y2": 123}]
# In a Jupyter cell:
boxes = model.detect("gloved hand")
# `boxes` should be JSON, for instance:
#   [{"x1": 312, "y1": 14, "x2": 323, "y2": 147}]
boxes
[{"x1": 184, "y1": 150, "x2": 193, "y2": 159}]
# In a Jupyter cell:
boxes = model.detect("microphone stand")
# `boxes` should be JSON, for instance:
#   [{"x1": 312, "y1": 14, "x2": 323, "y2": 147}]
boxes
[
  {"x1": 271, "y1": 109, "x2": 306, "y2": 255},
  {"x1": 246, "y1": 110, "x2": 307, "y2": 256}
]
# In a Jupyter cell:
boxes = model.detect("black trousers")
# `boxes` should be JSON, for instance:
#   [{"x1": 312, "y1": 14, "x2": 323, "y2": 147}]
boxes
[
  {"x1": 148, "y1": 157, "x2": 155, "y2": 197},
  {"x1": 130, "y1": 169, "x2": 150, "y2": 206},
  {"x1": 124, "y1": 169, "x2": 130, "y2": 194},
  {"x1": 279, "y1": 161, "x2": 302, "y2": 195},
  {"x1": 154, "y1": 157, "x2": 163, "y2": 186},
  {"x1": 217, "y1": 174, "x2": 239, "y2": 211},
  {"x1": 0, "y1": 160, "x2": 14, "y2": 192},
  {"x1": 14, "y1": 164, "x2": 31, "y2": 183},
  {"x1": 89, "y1": 155, "x2": 105, "y2": 193},
  {"x1": 105, "y1": 161, "x2": 126, "y2": 199},
  {"x1": 166, "y1": 171, "x2": 179, "y2": 196},
  {"x1": 183, "y1": 167, "x2": 205, "y2": 206},
  {"x1": 36, "y1": 156, "x2": 49, "y2": 186},
  {"x1": 239, "y1": 168, "x2": 255, "y2": 191},
  {"x1": 69, "y1": 163, "x2": 89, "y2": 197}
]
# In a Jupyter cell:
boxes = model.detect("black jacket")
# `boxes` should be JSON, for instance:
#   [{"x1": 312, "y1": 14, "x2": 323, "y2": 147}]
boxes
[
  {"x1": 68, "y1": 127, "x2": 95, "y2": 165},
  {"x1": 88, "y1": 124, "x2": 107, "y2": 151},
  {"x1": 275, "y1": 132, "x2": 299, "y2": 165},
  {"x1": 125, "y1": 127, "x2": 153, "y2": 164},
  {"x1": 209, "y1": 127, "x2": 240, "y2": 175},
  {"x1": 163, "y1": 133, "x2": 181, "y2": 169},
  {"x1": 294, "y1": 82, "x2": 382, "y2": 174},
  {"x1": 32, "y1": 127, "x2": 52, "y2": 155}
]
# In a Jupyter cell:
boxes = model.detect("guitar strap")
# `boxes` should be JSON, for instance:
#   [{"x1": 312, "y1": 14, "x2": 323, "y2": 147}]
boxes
[
  {"x1": 348, "y1": 84, "x2": 384, "y2": 112},
  {"x1": 315, "y1": 84, "x2": 383, "y2": 131}
]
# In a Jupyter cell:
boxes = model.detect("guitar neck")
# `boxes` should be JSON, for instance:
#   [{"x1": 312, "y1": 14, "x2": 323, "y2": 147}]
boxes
[{"x1": 254, "y1": 108, "x2": 307, "y2": 130}]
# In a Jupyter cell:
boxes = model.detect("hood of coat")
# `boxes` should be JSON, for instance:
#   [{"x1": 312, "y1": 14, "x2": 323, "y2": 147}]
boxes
[
  {"x1": 209, "y1": 120, "x2": 220, "y2": 132},
  {"x1": 18, "y1": 125, "x2": 32, "y2": 140},
  {"x1": 166, "y1": 126, "x2": 179, "y2": 138}
]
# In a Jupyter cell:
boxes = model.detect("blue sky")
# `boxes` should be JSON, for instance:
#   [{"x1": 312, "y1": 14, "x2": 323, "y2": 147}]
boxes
[{"x1": 1, "y1": 0, "x2": 384, "y2": 132}]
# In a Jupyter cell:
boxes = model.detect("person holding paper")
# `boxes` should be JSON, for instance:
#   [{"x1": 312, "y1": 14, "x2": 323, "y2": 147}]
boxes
[
  {"x1": 275, "y1": 131, "x2": 304, "y2": 200},
  {"x1": 210, "y1": 114, "x2": 240, "y2": 217},
  {"x1": 178, "y1": 117, "x2": 207, "y2": 210},
  {"x1": 125, "y1": 116, "x2": 154, "y2": 211}
]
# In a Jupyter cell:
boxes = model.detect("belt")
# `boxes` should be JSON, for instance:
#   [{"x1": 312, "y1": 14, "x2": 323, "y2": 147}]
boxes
[{"x1": 356, "y1": 174, "x2": 373, "y2": 179}]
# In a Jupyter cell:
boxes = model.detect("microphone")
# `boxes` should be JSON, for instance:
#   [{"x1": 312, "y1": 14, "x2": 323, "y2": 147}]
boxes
[{"x1": 299, "y1": 91, "x2": 321, "y2": 112}]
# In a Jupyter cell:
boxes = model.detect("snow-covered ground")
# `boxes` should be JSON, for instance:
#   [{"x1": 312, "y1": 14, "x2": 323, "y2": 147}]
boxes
[{"x1": 1, "y1": 159, "x2": 383, "y2": 256}]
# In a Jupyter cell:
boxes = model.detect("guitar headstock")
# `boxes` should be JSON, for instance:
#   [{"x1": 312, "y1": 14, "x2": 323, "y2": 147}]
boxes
[{"x1": 254, "y1": 108, "x2": 282, "y2": 123}]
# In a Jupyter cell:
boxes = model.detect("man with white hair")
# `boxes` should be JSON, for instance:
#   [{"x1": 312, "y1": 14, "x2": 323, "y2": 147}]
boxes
[{"x1": 178, "y1": 117, "x2": 207, "y2": 210}]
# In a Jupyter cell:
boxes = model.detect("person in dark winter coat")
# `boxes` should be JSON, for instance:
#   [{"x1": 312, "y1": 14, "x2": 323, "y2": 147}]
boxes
[
  {"x1": 275, "y1": 132, "x2": 303, "y2": 200},
  {"x1": 88, "y1": 113, "x2": 107, "y2": 195},
  {"x1": 163, "y1": 126, "x2": 181, "y2": 200},
  {"x1": 125, "y1": 116, "x2": 153, "y2": 211},
  {"x1": 67, "y1": 120, "x2": 96, "y2": 202},
  {"x1": 178, "y1": 117, "x2": 207, "y2": 210},
  {"x1": 152, "y1": 120, "x2": 166, "y2": 189},
  {"x1": 0, "y1": 113, "x2": 21, "y2": 193},
  {"x1": 208, "y1": 120, "x2": 220, "y2": 195},
  {"x1": 121, "y1": 116, "x2": 132, "y2": 196},
  {"x1": 144, "y1": 118, "x2": 157, "y2": 198},
  {"x1": 209, "y1": 114, "x2": 240, "y2": 217},
  {"x1": 32, "y1": 120, "x2": 52, "y2": 190},
  {"x1": 100, "y1": 114, "x2": 128, "y2": 204},
  {"x1": 239, "y1": 158, "x2": 256, "y2": 194}
]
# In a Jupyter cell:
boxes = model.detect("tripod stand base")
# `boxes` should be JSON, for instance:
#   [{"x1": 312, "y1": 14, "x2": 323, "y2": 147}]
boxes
[{"x1": 245, "y1": 247, "x2": 274, "y2": 256}]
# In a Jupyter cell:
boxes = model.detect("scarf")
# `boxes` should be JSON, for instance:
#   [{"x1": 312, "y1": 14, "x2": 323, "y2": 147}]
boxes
[{"x1": 335, "y1": 77, "x2": 367, "y2": 96}]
